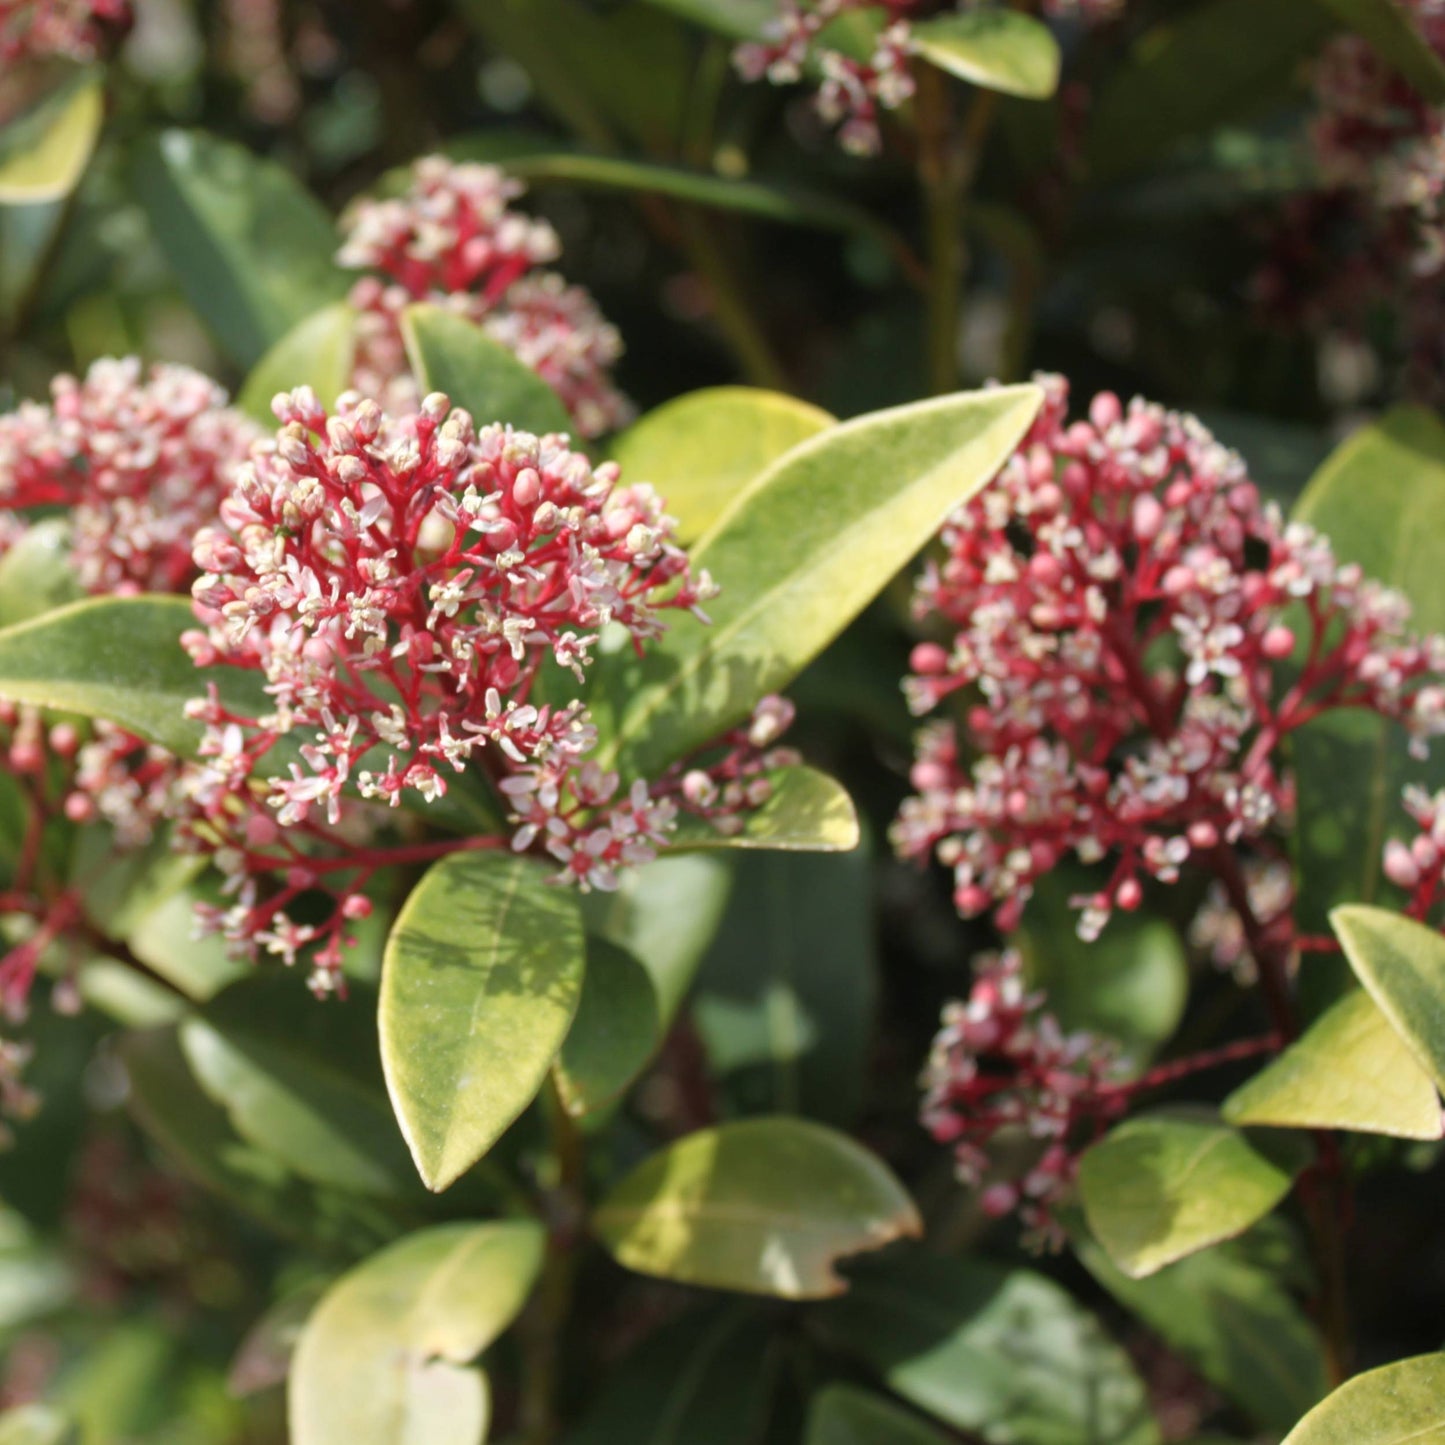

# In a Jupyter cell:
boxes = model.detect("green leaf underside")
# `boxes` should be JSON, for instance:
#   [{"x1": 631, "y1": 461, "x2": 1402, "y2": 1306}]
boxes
[
  {"x1": 1076, "y1": 1227, "x2": 1329, "y2": 1432},
  {"x1": 1078, "y1": 1112, "x2": 1300, "y2": 1279},
  {"x1": 380, "y1": 851, "x2": 586, "y2": 1191},
  {"x1": 609, "y1": 387, "x2": 836, "y2": 543},
  {"x1": 131, "y1": 128, "x2": 349, "y2": 369},
  {"x1": 1314, "y1": 0, "x2": 1445, "y2": 102},
  {"x1": 592, "y1": 1116, "x2": 921, "y2": 1299},
  {"x1": 238, "y1": 301, "x2": 359, "y2": 424},
  {"x1": 811, "y1": 1248, "x2": 1159, "y2": 1445},
  {"x1": 596, "y1": 384, "x2": 1044, "y2": 778},
  {"x1": 669, "y1": 766, "x2": 860, "y2": 853},
  {"x1": 805, "y1": 1385, "x2": 949, "y2": 1445},
  {"x1": 553, "y1": 937, "x2": 660, "y2": 1118},
  {"x1": 1224, "y1": 988, "x2": 1444, "y2": 1140},
  {"x1": 1332, "y1": 905, "x2": 1445, "y2": 1092},
  {"x1": 401, "y1": 303, "x2": 573, "y2": 438},
  {"x1": 1280, "y1": 1352, "x2": 1445, "y2": 1444},
  {"x1": 912, "y1": 11, "x2": 1061, "y2": 100},
  {"x1": 0, "y1": 71, "x2": 103, "y2": 205},
  {"x1": 289, "y1": 1221, "x2": 544, "y2": 1445}
]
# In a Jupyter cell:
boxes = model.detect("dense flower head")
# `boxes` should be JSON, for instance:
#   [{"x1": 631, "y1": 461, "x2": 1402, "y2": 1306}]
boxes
[
  {"x1": 0, "y1": 358, "x2": 261, "y2": 595},
  {"x1": 339, "y1": 158, "x2": 631, "y2": 437},
  {"x1": 894, "y1": 374, "x2": 1445, "y2": 939},
  {"x1": 0, "y1": 0, "x2": 129, "y2": 65},
  {"x1": 920, "y1": 949, "x2": 1121, "y2": 1245}
]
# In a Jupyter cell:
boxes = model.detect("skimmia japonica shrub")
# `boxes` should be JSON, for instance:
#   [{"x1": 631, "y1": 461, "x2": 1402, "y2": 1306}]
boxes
[{"x1": 7, "y1": 2, "x2": 1445, "y2": 1444}]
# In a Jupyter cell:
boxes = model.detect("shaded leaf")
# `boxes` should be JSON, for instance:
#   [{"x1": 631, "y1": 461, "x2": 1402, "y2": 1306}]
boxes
[
  {"x1": 0, "y1": 1209, "x2": 72, "y2": 1332},
  {"x1": 1281, "y1": 1352, "x2": 1445, "y2": 1444},
  {"x1": 1224, "y1": 988, "x2": 1444, "y2": 1140},
  {"x1": 593, "y1": 1116, "x2": 921, "y2": 1299},
  {"x1": 805, "y1": 1385, "x2": 949, "y2": 1445},
  {"x1": 610, "y1": 387, "x2": 835, "y2": 543},
  {"x1": 0, "y1": 519, "x2": 82, "y2": 629},
  {"x1": 0, "y1": 71, "x2": 103, "y2": 205},
  {"x1": 1314, "y1": 0, "x2": 1445, "y2": 101},
  {"x1": 596, "y1": 384, "x2": 1043, "y2": 778},
  {"x1": 380, "y1": 851, "x2": 586, "y2": 1191},
  {"x1": 238, "y1": 301, "x2": 358, "y2": 426},
  {"x1": 671, "y1": 766, "x2": 860, "y2": 853},
  {"x1": 229, "y1": 1279, "x2": 328, "y2": 1397},
  {"x1": 632, "y1": 0, "x2": 772, "y2": 40},
  {"x1": 290, "y1": 1221, "x2": 544, "y2": 1445},
  {"x1": 811, "y1": 1247, "x2": 1159, "y2": 1445},
  {"x1": 130, "y1": 128, "x2": 348, "y2": 369},
  {"x1": 1077, "y1": 1111, "x2": 1300, "y2": 1278},
  {"x1": 912, "y1": 11, "x2": 1061, "y2": 100}
]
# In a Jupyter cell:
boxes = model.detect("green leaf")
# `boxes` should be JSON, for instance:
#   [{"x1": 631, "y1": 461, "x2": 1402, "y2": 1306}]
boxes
[
  {"x1": 0, "y1": 595, "x2": 265, "y2": 755},
  {"x1": 130, "y1": 128, "x2": 349, "y2": 369},
  {"x1": 912, "y1": 11, "x2": 1061, "y2": 101},
  {"x1": 596, "y1": 383, "x2": 1043, "y2": 777},
  {"x1": 0, "y1": 71, "x2": 103, "y2": 205},
  {"x1": 554, "y1": 937, "x2": 660, "y2": 1118},
  {"x1": 632, "y1": 0, "x2": 772, "y2": 40},
  {"x1": 180, "y1": 974, "x2": 416, "y2": 1197},
  {"x1": 0, "y1": 1209, "x2": 72, "y2": 1332},
  {"x1": 805, "y1": 1386, "x2": 949, "y2": 1445},
  {"x1": 0, "y1": 519, "x2": 82, "y2": 629},
  {"x1": 380, "y1": 851, "x2": 586, "y2": 1191},
  {"x1": 580, "y1": 852, "x2": 733, "y2": 1028},
  {"x1": 1224, "y1": 988, "x2": 1444, "y2": 1140},
  {"x1": 1076, "y1": 1226, "x2": 1329, "y2": 1433},
  {"x1": 1078, "y1": 1112, "x2": 1300, "y2": 1278},
  {"x1": 1332, "y1": 904, "x2": 1445, "y2": 1092},
  {"x1": 1086, "y1": 0, "x2": 1334, "y2": 181},
  {"x1": 609, "y1": 387, "x2": 835, "y2": 544},
  {"x1": 1313, "y1": 0, "x2": 1445, "y2": 102},
  {"x1": 1281, "y1": 1353, "x2": 1445, "y2": 1444},
  {"x1": 671, "y1": 766, "x2": 861, "y2": 853},
  {"x1": 692, "y1": 844, "x2": 877, "y2": 1124},
  {"x1": 0, "y1": 1408, "x2": 78, "y2": 1445},
  {"x1": 592, "y1": 1116, "x2": 921, "y2": 1299},
  {"x1": 1292, "y1": 410, "x2": 1445, "y2": 951},
  {"x1": 237, "y1": 301, "x2": 359, "y2": 426},
  {"x1": 400, "y1": 301, "x2": 573, "y2": 437},
  {"x1": 810, "y1": 1248, "x2": 1159, "y2": 1445},
  {"x1": 289, "y1": 1221, "x2": 544, "y2": 1445},
  {"x1": 229, "y1": 1279, "x2": 328, "y2": 1397}
]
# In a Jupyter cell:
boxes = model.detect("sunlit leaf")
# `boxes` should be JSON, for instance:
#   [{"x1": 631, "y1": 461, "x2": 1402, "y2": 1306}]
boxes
[
  {"x1": 1280, "y1": 1352, "x2": 1445, "y2": 1444},
  {"x1": 238, "y1": 301, "x2": 359, "y2": 425},
  {"x1": 0, "y1": 71, "x2": 103, "y2": 205},
  {"x1": 912, "y1": 11, "x2": 1061, "y2": 100},
  {"x1": 0, "y1": 519, "x2": 82, "y2": 629},
  {"x1": 670, "y1": 767, "x2": 860, "y2": 853}
]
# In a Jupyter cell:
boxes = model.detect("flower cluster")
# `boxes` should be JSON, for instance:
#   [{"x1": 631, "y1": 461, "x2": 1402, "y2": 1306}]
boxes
[
  {"x1": 179, "y1": 386, "x2": 787, "y2": 989},
  {"x1": 339, "y1": 158, "x2": 631, "y2": 438},
  {"x1": 0, "y1": 359, "x2": 260, "y2": 595},
  {"x1": 734, "y1": 0, "x2": 1124, "y2": 154},
  {"x1": 893, "y1": 374, "x2": 1445, "y2": 940},
  {"x1": 1384, "y1": 783, "x2": 1445, "y2": 922},
  {"x1": 0, "y1": 0, "x2": 129, "y2": 65},
  {"x1": 920, "y1": 949, "x2": 1121, "y2": 1245}
]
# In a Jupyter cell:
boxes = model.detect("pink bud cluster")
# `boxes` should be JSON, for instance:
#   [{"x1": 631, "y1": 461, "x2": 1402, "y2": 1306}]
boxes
[
  {"x1": 0, "y1": 0, "x2": 129, "y2": 65},
  {"x1": 1384, "y1": 783, "x2": 1445, "y2": 921},
  {"x1": 0, "y1": 359, "x2": 260, "y2": 595},
  {"x1": 893, "y1": 374, "x2": 1445, "y2": 941},
  {"x1": 920, "y1": 949, "x2": 1121, "y2": 1246},
  {"x1": 339, "y1": 159, "x2": 631, "y2": 438}
]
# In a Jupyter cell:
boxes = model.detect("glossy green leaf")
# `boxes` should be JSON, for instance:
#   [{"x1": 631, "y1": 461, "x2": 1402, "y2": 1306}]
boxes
[
  {"x1": 0, "y1": 71, "x2": 103, "y2": 205},
  {"x1": 564, "y1": 1304, "x2": 781, "y2": 1445},
  {"x1": 0, "y1": 519, "x2": 82, "y2": 629},
  {"x1": 1281, "y1": 1353, "x2": 1445, "y2": 1444},
  {"x1": 580, "y1": 852, "x2": 733, "y2": 1027},
  {"x1": 0, "y1": 1408, "x2": 78, "y2": 1445},
  {"x1": 1332, "y1": 904, "x2": 1445, "y2": 1091},
  {"x1": 912, "y1": 11, "x2": 1061, "y2": 100},
  {"x1": 180, "y1": 974, "x2": 415, "y2": 1197},
  {"x1": 554, "y1": 937, "x2": 660, "y2": 1118},
  {"x1": 609, "y1": 387, "x2": 835, "y2": 543},
  {"x1": 593, "y1": 1116, "x2": 921, "y2": 1299},
  {"x1": 0, "y1": 596, "x2": 265, "y2": 755},
  {"x1": 1077, "y1": 1226, "x2": 1329, "y2": 1433},
  {"x1": 1292, "y1": 409, "x2": 1445, "y2": 949},
  {"x1": 633, "y1": 0, "x2": 772, "y2": 40},
  {"x1": 811, "y1": 1248, "x2": 1159, "y2": 1445},
  {"x1": 1224, "y1": 988, "x2": 1444, "y2": 1140},
  {"x1": 290, "y1": 1221, "x2": 544, "y2": 1445},
  {"x1": 238, "y1": 301, "x2": 359, "y2": 425},
  {"x1": 401, "y1": 302, "x2": 573, "y2": 437},
  {"x1": 380, "y1": 851, "x2": 586, "y2": 1191},
  {"x1": 130, "y1": 128, "x2": 349, "y2": 369},
  {"x1": 1078, "y1": 1112, "x2": 1300, "y2": 1278},
  {"x1": 805, "y1": 1386, "x2": 948, "y2": 1445},
  {"x1": 1314, "y1": 0, "x2": 1445, "y2": 102},
  {"x1": 670, "y1": 766, "x2": 860, "y2": 853},
  {"x1": 596, "y1": 384, "x2": 1043, "y2": 777}
]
